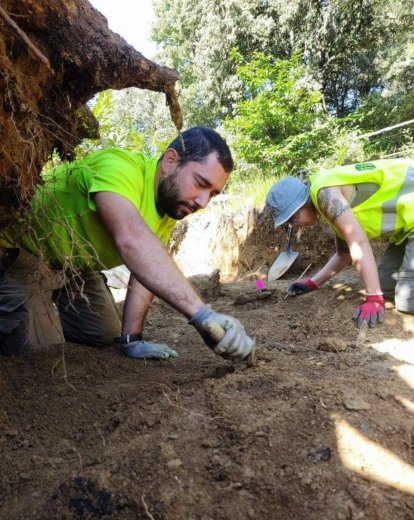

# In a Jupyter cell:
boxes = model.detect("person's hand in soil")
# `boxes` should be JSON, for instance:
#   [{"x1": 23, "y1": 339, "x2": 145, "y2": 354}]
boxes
[
  {"x1": 352, "y1": 294, "x2": 385, "y2": 328},
  {"x1": 123, "y1": 339, "x2": 179, "y2": 359},
  {"x1": 287, "y1": 278, "x2": 318, "y2": 296},
  {"x1": 189, "y1": 305, "x2": 254, "y2": 360}
]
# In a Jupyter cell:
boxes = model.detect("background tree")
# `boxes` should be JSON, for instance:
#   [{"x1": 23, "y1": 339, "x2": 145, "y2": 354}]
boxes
[
  {"x1": 153, "y1": 0, "x2": 414, "y2": 124},
  {"x1": 149, "y1": 0, "x2": 414, "y2": 184},
  {"x1": 49, "y1": 0, "x2": 413, "y2": 192},
  {"x1": 223, "y1": 52, "x2": 363, "y2": 185}
]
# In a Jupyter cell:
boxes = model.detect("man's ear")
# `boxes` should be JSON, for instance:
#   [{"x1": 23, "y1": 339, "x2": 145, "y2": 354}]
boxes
[{"x1": 161, "y1": 148, "x2": 180, "y2": 174}]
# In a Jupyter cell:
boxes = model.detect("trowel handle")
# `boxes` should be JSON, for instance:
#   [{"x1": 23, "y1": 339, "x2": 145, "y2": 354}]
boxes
[
  {"x1": 285, "y1": 224, "x2": 293, "y2": 251},
  {"x1": 204, "y1": 321, "x2": 256, "y2": 367}
]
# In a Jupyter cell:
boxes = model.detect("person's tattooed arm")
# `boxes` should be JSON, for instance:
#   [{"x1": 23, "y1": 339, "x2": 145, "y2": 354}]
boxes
[
  {"x1": 317, "y1": 187, "x2": 351, "y2": 224},
  {"x1": 314, "y1": 185, "x2": 381, "y2": 296}
]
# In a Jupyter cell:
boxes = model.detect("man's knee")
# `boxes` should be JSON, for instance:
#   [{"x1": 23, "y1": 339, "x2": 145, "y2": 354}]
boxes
[
  {"x1": 63, "y1": 321, "x2": 119, "y2": 347},
  {"x1": 0, "y1": 249, "x2": 65, "y2": 355},
  {"x1": 0, "y1": 297, "x2": 64, "y2": 356},
  {"x1": 56, "y1": 271, "x2": 121, "y2": 347}
]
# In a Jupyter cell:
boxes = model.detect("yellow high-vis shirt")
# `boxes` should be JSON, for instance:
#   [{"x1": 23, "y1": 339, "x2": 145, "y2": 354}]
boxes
[{"x1": 309, "y1": 158, "x2": 414, "y2": 245}]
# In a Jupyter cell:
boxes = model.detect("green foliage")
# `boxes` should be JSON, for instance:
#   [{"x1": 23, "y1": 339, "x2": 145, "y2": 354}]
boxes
[
  {"x1": 153, "y1": 0, "x2": 414, "y2": 127},
  {"x1": 77, "y1": 90, "x2": 145, "y2": 155},
  {"x1": 226, "y1": 174, "x2": 279, "y2": 209},
  {"x1": 152, "y1": 0, "x2": 264, "y2": 125},
  {"x1": 349, "y1": 36, "x2": 414, "y2": 157},
  {"x1": 76, "y1": 89, "x2": 179, "y2": 159},
  {"x1": 224, "y1": 53, "x2": 346, "y2": 179},
  {"x1": 52, "y1": 1, "x2": 414, "y2": 194}
]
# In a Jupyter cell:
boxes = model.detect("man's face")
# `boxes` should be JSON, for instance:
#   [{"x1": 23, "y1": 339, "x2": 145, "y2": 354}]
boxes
[{"x1": 157, "y1": 151, "x2": 229, "y2": 220}]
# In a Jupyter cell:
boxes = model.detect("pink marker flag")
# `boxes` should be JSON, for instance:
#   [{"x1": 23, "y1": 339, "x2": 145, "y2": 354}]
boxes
[{"x1": 255, "y1": 279, "x2": 265, "y2": 291}]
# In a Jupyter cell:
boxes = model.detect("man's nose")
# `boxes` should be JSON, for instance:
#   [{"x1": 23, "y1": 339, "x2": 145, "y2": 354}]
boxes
[{"x1": 195, "y1": 190, "x2": 210, "y2": 209}]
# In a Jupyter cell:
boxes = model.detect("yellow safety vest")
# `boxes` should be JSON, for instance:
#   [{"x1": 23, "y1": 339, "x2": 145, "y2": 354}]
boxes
[{"x1": 309, "y1": 159, "x2": 414, "y2": 245}]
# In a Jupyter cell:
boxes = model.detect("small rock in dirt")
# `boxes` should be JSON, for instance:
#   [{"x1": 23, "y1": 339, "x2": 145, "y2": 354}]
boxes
[
  {"x1": 343, "y1": 398, "x2": 371, "y2": 411},
  {"x1": 360, "y1": 423, "x2": 369, "y2": 432},
  {"x1": 166, "y1": 459, "x2": 183, "y2": 469},
  {"x1": 317, "y1": 338, "x2": 348, "y2": 352},
  {"x1": 233, "y1": 290, "x2": 271, "y2": 306},
  {"x1": 160, "y1": 442, "x2": 176, "y2": 459},
  {"x1": 243, "y1": 466, "x2": 256, "y2": 478},
  {"x1": 201, "y1": 439, "x2": 219, "y2": 449},
  {"x1": 338, "y1": 362, "x2": 351, "y2": 371},
  {"x1": 310, "y1": 447, "x2": 332, "y2": 462},
  {"x1": 376, "y1": 390, "x2": 389, "y2": 400},
  {"x1": 300, "y1": 473, "x2": 313, "y2": 485},
  {"x1": 5, "y1": 429, "x2": 19, "y2": 437}
]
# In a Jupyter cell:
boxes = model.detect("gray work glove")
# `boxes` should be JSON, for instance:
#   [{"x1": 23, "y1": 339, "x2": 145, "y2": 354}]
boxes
[
  {"x1": 189, "y1": 305, "x2": 254, "y2": 360},
  {"x1": 123, "y1": 339, "x2": 179, "y2": 360}
]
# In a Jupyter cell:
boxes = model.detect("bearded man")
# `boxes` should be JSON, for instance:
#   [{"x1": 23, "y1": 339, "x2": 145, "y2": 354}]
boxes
[{"x1": 0, "y1": 127, "x2": 254, "y2": 361}]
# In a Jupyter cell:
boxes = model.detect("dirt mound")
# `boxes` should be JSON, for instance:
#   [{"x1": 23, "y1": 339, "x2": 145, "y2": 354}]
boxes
[{"x1": 170, "y1": 198, "x2": 336, "y2": 281}]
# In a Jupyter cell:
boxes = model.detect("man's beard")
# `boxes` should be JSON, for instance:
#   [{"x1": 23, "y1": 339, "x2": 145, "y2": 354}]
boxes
[{"x1": 157, "y1": 170, "x2": 198, "y2": 220}]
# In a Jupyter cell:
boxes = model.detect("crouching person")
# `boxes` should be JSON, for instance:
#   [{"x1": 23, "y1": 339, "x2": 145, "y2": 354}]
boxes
[{"x1": 0, "y1": 127, "x2": 254, "y2": 361}]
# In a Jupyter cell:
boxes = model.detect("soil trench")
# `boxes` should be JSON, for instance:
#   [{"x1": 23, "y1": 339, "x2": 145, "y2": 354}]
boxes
[{"x1": 1, "y1": 217, "x2": 414, "y2": 519}]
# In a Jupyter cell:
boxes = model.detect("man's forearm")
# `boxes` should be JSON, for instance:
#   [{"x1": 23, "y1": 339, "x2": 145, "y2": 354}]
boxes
[
  {"x1": 95, "y1": 192, "x2": 205, "y2": 319},
  {"x1": 122, "y1": 275, "x2": 154, "y2": 335},
  {"x1": 119, "y1": 234, "x2": 204, "y2": 318}
]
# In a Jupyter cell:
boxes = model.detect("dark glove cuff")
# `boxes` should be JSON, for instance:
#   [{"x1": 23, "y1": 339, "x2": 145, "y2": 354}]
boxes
[
  {"x1": 114, "y1": 333, "x2": 143, "y2": 345},
  {"x1": 188, "y1": 304, "x2": 212, "y2": 327}
]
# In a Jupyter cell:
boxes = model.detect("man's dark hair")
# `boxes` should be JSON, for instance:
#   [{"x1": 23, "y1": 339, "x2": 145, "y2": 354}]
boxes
[{"x1": 162, "y1": 126, "x2": 234, "y2": 173}]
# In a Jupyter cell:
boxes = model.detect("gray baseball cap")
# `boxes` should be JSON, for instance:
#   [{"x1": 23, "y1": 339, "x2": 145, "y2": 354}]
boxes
[{"x1": 266, "y1": 176, "x2": 309, "y2": 227}]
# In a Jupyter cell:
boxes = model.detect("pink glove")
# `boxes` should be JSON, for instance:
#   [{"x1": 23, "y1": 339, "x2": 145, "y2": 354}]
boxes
[{"x1": 352, "y1": 295, "x2": 384, "y2": 327}]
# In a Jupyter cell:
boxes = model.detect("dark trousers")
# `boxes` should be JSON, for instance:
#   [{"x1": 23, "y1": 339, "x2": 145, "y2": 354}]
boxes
[{"x1": 0, "y1": 249, "x2": 121, "y2": 356}]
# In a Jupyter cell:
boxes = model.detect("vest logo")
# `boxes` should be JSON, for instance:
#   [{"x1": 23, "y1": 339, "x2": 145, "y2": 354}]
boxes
[{"x1": 355, "y1": 162, "x2": 376, "y2": 171}]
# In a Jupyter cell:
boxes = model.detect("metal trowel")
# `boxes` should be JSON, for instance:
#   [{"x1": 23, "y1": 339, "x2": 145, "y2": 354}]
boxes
[{"x1": 267, "y1": 225, "x2": 299, "y2": 281}]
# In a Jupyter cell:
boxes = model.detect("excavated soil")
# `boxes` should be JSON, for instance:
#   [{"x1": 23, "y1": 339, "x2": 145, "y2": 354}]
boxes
[{"x1": 1, "y1": 226, "x2": 414, "y2": 519}]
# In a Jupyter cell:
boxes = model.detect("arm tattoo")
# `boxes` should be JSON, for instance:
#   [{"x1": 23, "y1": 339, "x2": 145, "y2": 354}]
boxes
[
  {"x1": 317, "y1": 187, "x2": 350, "y2": 224},
  {"x1": 330, "y1": 198, "x2": 350, "y2": 223},
  {"x1": 317, "y1": 188, "x2": 330, "y2": 215}
]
